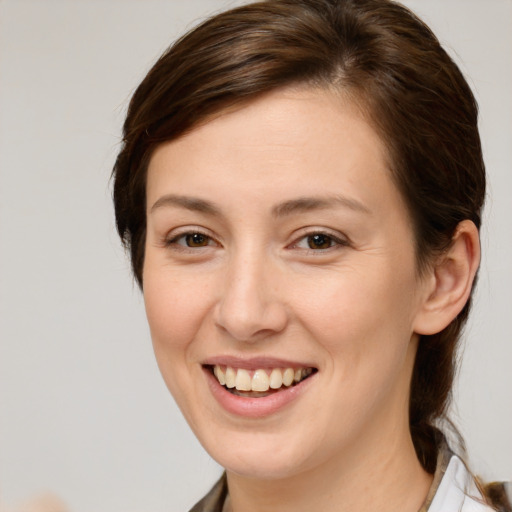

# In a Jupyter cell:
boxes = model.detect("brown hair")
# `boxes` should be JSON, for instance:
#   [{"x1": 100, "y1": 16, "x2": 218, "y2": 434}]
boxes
[{"x1": 113, "y1": 0, "x2": 485, "y2": 476}]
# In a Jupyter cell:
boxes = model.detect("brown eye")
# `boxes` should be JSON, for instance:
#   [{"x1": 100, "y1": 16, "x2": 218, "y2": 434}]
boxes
[
  {"x1": 166, "y1": 230, "x2": 218, "y2": 250},
  {"x1": 185, "y1": 233, "x2": 210, "y2": 247},
  {"x1": 307, "y1": 234, "x2": 334, "y2": 249},
  {"x1": 293, "y1": 231, "x2": 348, "y2": 252}
]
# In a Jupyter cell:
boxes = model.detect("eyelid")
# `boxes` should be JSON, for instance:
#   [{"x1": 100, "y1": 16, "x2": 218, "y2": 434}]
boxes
[
  {"x1": 288, "y1": 228, "x2": 350, "y2": 251},
  {"x1": 161, "y1": 226, "x2": 349, "y2": 253},
  {"x1": 164, "y1": 226, "x2": 221, "y2": 249}
]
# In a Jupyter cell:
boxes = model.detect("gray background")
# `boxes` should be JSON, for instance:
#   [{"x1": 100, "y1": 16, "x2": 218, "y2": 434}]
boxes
[{"x1": 0, "y1": 1, "x2": 510, "y2": 511}]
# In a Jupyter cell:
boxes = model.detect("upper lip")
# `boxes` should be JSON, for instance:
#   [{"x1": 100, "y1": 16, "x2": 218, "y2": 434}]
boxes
[{"x1": 202, "y1": 355, "x2": 317, "y2": 370}]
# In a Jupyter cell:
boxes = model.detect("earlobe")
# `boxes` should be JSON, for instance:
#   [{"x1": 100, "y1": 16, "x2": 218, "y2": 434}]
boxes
[{"x1": 413, "y1": 220, "x2": 481, "y2": 336}]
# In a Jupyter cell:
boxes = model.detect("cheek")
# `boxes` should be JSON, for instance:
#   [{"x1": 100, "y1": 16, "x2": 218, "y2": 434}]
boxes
[
  {"x1": 142, "y1": 267, "x2": 219, "y2": 429},
  {"x1": 293, "y1": 261, "x2": 419, "y2": 380},
  {"x1": 142, "y1": 261, "x2": 218, "y2": 393},
  {"x1": 144, "y1": 262, "x2": 209, "y2": 337},
  {"x1": 296, "y1": 266, "x2": 419, "y2": 431},
  {"x1": 298, "y1": 263, "x2": 416, "y2": 332}
]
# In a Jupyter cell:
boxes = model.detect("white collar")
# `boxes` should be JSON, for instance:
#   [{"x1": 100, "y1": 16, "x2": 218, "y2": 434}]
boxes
[{"x1": 428, "y1": 455, "x2": 494, "y2": 512}]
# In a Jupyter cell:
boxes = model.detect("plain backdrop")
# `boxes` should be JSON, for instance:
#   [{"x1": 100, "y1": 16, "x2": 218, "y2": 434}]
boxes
[{"x1": 0, "y1": 1, "x2": 511, "y2": 511}]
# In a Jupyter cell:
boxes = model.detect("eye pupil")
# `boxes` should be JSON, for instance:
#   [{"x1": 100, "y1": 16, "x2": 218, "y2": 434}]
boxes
[
  {"x1": 186, "y1": 233, "x2": 208, "y2": 247},
  {"x1": 308, "y1": 234, "x2": 331, "y2": 249}
]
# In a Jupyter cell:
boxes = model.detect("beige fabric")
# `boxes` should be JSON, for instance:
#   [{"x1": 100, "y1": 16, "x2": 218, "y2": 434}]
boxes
[{"x1": 188, "y1": 474, "x2": 227, "y2": 512}]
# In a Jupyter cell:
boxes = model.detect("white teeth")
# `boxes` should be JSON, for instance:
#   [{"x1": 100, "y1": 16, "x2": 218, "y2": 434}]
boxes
[
  {"x1": 282, "y1": 368, "x2": 294, "y2": 387},
  {"x1": 214, "y1": 365, "x2": 226, "y2": 385},
  {"x1": 225, "y1": 367, "x2": 236, "y2": 388},
  {"x1": 213, "y1": 365, "x2": 314, "y2": 392},
  {"x1": 269, "y1": 368, "x2": 283, "y2": 389},
  {"x1": 235, "y1": 369, "x2": 252, "y2": 391},
  {"x1": 251, "y1": 369, "x2": 270, "y2": 392}
]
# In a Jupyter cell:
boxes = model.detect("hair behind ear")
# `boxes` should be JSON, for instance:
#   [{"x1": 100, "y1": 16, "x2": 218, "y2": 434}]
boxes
[{"x1": 409, "y1": 220, "x2": 480, "y2": 471}]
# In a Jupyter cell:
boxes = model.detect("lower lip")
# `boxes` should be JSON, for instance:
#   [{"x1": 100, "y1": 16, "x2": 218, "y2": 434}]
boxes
[{"x1": 203, "y1": 367, "x2": 316, "y2": 418}]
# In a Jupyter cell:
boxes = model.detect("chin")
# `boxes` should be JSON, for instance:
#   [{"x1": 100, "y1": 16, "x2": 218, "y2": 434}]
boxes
[
  {"x1": 219, "y1": 451, "x2": 307, "y2": 480},
  {"x1": 198, "y1": 425, "x2": 321, "y2": 480}
]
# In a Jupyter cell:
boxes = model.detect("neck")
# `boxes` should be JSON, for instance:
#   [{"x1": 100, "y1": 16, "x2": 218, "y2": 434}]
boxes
[{"x1": 226, "y1": 425, "x2": 432, "y2": 512}]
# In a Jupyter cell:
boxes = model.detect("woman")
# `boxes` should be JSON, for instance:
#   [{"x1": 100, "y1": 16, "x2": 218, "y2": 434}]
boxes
[{"x1": 112, "y1": 0, "x2": 510, "y2": 511}]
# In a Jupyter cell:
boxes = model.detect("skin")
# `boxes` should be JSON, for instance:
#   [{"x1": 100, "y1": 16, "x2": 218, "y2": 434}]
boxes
[{"x1": 142, "y1": 86, "x2": 479, "y2": 512}]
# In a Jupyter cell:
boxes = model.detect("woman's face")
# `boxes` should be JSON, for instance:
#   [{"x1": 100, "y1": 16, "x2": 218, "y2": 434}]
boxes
[{"x1": 143, "y1": 87, "x2": 430, "y2": 479}]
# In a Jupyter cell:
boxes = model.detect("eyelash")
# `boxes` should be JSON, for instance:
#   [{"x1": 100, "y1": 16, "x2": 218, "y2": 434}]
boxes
[
  {"x1": 164, "y1": 229, "x2": 349, "y2": 254},
  {"x1": 165, "y1": 229, "x2": 218, "y2": 252},
  {"x1": 290, "y1": 231, "x2": 349, "y2": 252}
]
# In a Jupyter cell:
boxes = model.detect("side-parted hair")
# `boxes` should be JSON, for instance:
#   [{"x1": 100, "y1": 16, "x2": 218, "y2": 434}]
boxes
[{"x1": 113, "y1": 0, "x2": 485, "y2": 476}]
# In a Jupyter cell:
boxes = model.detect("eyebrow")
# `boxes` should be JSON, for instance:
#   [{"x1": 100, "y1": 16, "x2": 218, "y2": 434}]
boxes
[
  {"x1": 271, "y1": 195, "x2": 372, "y2": 217},
  {"x1": 150, "y1": 194, "x2": 222, "y2": 216},
  {"x1": 149, "y1": 193, "x2": 371, "y2": 217}
]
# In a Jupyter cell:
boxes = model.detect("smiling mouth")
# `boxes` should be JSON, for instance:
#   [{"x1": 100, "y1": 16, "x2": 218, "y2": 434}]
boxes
[{"x1": 206, "y1": 365, "x2": 317, "y2": 398}]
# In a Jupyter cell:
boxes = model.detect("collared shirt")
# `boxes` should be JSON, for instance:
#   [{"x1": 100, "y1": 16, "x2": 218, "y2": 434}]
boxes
[
  {"x1": 189, "y1": 444, "x2": 498, "y2": 512},
  {"x1": 419, "y1": 443, "x2": 495, "y2": 512}
]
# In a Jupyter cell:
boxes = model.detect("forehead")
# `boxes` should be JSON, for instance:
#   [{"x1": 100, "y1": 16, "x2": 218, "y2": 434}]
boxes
[{"x1": 146, "y1": 86, "x2": 402, "y2": 218}]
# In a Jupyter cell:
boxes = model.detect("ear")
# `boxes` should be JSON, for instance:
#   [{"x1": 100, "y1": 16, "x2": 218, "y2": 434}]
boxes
[{"x1": 413, "y1": 220, "x2": 481, "y2": 336}]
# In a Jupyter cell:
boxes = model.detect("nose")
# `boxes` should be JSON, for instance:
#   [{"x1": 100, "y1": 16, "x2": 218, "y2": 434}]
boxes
[{"x1": 214, "y1": 253, "x2": 288, "y2": 343}]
